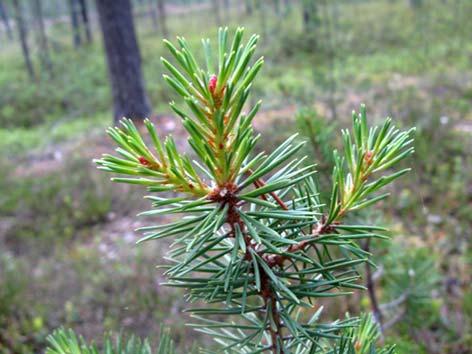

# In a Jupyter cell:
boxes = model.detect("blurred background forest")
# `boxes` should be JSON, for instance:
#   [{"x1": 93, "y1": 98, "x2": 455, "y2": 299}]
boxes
[{"x1": 0, "y1": 0, "x2": 471, "y2": 353}]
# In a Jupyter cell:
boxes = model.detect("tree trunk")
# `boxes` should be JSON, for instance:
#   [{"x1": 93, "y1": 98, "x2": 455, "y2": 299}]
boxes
[
  {"x1": 157, "y1": 0, "x2": 168, "y2": 37},
  {"x1": 95, "y1": 0, "x2": 151, "y2": 122},
  {"x1": 302, "y1": 0, "x2": 318, "y2": 32},
  {"x1": 0, "y1": 0, "x2": 13, "y2": 40},
  {"x1": 78, "y1": 0, "x2": 92, "y2": 43},
  {"x1": 68, "y1": 0, "x2": 82, "y2": 47},
  {"x1": 244, "y1": 0, "x2": 252, "y2": 16},
  {"x1": 32, "y1": 0, "x2": 53, "y2": 75},
  {"x1": 12, "y1": 0, "x2": 35, "y2": 80},
  {"x1": 148, "y1": 0, "x2": 158, "y2": 32},
  {"x1": 410, "y1": 0, "x2": 423, "y2": 8}
]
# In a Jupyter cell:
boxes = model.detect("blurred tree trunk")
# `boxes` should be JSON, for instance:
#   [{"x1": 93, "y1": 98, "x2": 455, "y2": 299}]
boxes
[
  {"x1": 148, "y1": 0, "x2": 158, "y2": 31},
  {"x1": 54, "y1": 0, "x2": 64, "y2": 18},
  {"x1": 410, "y1": 0, "x2": 423, "y2": 8},
  {"x1": 302, "y1": 0, "x2": 319, "y2": 32},
  {"x1": 32, "y1": 0, "x2": 53, "y2": 75},
  {"x1": 0, "y1": 0, "x2": 13, "y2": 40},
  {"x1": 212, "y1": 0, "x2": 221, "y2": 27},
  {"x1": 322, "y1": 0, "x2": 338, "y2": 120},
  {"x1": 244, "y1": 0, "x2": 252, "y2": 16},
  {"x1": 95, "y1": 0, "x2": 151, "y2": 122},
  {"x1": 12, "y1": 0, "x2": 35, "y2": 80},
  {"x1": 78, "y1": 0, "x2": 92, "y2": 43},
  {"x1": 157, "y1": 0, "x2": 168, "y2": 37},
  {"x1": 68, "y1": 0, "x2": 82, "y2": 47}
]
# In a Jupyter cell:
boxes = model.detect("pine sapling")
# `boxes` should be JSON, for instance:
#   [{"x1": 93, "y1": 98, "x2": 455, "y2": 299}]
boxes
[{"x1": 93, "y1": 27, "x2": 415, "y2": 353}]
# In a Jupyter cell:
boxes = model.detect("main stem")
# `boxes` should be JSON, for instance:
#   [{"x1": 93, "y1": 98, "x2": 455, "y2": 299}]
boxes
[
  {"x1": 215, "y1": 174, "x2": 334, "y2": 352},
  {"x1": 265, "y1": 289, "x2": 285, "y2": 354},
  {"x1": 212, "y1": 183, "x2": 288, "y2": 352}
]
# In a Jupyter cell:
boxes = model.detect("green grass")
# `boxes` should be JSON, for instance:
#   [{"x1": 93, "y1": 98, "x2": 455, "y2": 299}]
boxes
[{"x1": 0, "y1": 111, "x2": 109, "y2": 156}]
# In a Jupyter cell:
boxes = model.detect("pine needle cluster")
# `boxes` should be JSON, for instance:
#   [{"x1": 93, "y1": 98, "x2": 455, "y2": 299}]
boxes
[{"x1": 91, "y1": 28, "x2": 414, "y2": 353}]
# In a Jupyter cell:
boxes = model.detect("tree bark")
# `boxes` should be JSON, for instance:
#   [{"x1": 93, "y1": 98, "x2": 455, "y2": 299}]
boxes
[
  {"x1": 302, "y1": 0, "x2": 319, "y2": 32},
  {"x1": 244, "y1": 0, "x2": 253, "y2": 16},
  {"x1": 33, "y1": 0, "x2": 53, "y2": 75},
  {"x1": 0, "y1": 0, "x2": 13, "y2": 40},
  {"x1": 302, "y1": 0, "x2": 320, "y2": 32},
  {"x1": 12, "y1": 0, "x2": 35, "y2": 80},
  {"x1": 78, "y1": 0, "x2": 92, "y2": 43},
  {"x1": 95, "y1": 0, "x2": 151, "y2": 123},
  {"x1": 68, "y1": 0, "x2": 82, "y2": 47},
  {"x1": 156, "y1": 0, "x2": 168, "y2": 37}
]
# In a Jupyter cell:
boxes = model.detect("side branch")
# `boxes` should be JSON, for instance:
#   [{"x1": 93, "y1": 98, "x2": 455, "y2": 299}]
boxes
[
  {"x1": 253, "y1": 177, "x2": 289, "y2": 210},
  {"x1": 364, "y1": 239, "x2": 384, "y2": 332}
]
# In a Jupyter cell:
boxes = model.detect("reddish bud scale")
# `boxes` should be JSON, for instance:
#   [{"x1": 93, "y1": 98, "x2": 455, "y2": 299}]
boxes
[
  {"x1": 138, "y1": 156, "x2": 151, "y2": 166},
  {"x1": 354, "y1": 340, "x2": 362, "y2": 351},
  {"x1": 364, "y1": 150, "x2": 374, "y2": 165},
  {"x1": 208, "y1": 75, "x2": 217, "y2": 95}
]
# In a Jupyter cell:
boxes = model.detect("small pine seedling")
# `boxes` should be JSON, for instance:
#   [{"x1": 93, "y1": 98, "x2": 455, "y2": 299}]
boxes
[{"x1": 93, "y1": 27, "x2": 415, "y2": 353}]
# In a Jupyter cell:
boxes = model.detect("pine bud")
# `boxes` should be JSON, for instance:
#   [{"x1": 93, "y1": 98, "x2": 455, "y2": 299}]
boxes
[
  {"x1": 354, "y1": 340, "x2": 362, "y2": 351},
  {"x1": 364, "y1": 150, "x2": 374, "y2": 165},
  {"x1": 138, "y1": 156, "x2": 151, "y2": 166},
  {"x1": 209, "y1": 75, "x2": 217, "y2": 95}
]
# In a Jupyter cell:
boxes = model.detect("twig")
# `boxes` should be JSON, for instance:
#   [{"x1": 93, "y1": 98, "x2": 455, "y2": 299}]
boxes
[
  {"x1": 379, "y1": 291, "x2": 408, "y2": 311},
  {"x1": 262, "y1": 278, "x2": 285, "y2": 354},
  {"x1": 252, "y1": 175, "x2": 289, "y2": 210},
  {"x1": 383, "y1": 307, "x2": 406, "y2": 331},
  {"x1": 372, "y1": 264, "x2": 384, "y2": 282},
  {"x1": 364, "y1": 239, "x2": 384, "y2": 333}
]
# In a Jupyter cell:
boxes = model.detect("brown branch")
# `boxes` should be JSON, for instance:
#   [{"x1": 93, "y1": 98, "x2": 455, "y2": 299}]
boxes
[
  {"x1": 269, "y1": 295, "x2": 285, "y2": 353},
  {"x1": 264, "y1": 219, "x2": 333, "y2": 268},
  {"x1": 383, "y1": 307, "x2": 405, "y2": 331},
  {"x1": 253, "y1": 177, "x2": 289, "y2": 210},
  {"x1": 248, "y1": 171, "x2": 335, "y2": 267},
  {"x1": 261, "y1": 274, "x2": 285, "y2": 354},
  {"x1": 364, "y1": 239, "x2": 384, "y2": 332},
  {"x1": 253, "y1": 178, "x2": 269, "y2": 201}
]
